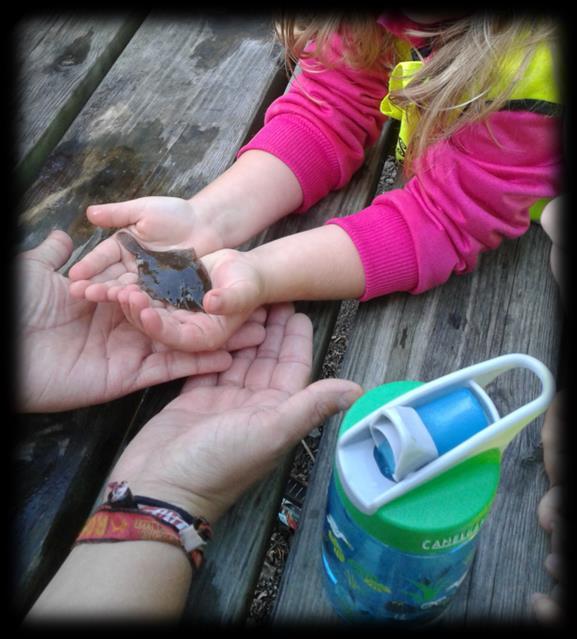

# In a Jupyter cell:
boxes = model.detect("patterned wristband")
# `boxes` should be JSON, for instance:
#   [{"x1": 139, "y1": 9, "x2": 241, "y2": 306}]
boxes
[{"x1": 75, "y1": 481, "x2": 212, "y2": 569}]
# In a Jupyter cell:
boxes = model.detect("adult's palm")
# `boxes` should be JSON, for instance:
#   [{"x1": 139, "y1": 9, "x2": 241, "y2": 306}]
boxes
[
  {"x1": 109, "y1": 303, "x2": 363, "y2": 523},
  {"x1": 17, "y1": 231, "x2": 244, "y2": 412}
]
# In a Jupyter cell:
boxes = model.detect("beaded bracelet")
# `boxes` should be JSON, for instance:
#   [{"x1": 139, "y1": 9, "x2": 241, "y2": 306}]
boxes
[{"x1": 75, "y1": 481, "x2": 212, "y2": 570}]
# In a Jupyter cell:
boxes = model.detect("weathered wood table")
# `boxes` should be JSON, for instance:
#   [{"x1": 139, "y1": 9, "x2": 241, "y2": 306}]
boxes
[{"x1": 14, "y1": 13, "x2": 563, "y2": 626}]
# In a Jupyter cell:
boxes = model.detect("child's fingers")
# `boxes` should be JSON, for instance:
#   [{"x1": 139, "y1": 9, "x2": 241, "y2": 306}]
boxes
[
  {"x1": 545, "y1": 552, "x2": 563, "y2": 582},
  {"x1": 82, "y1": 272, "x2": 139, "y2": 303},
  {"x1": 118, "y1": 287, "x2": 154, "y2": 331},
  {"x1": 86, "y1": 200, "x2": 144, "y2": 229},
  {"x1": 532, "y1": 591, "x2": 564, "y2": 623},
  {"x1": 103, "y1": 273, "x2": 140, "y2": 301},
  {"x1": 204, "y1": 305, "x2": 268, "y2": 351},
  {"x1": 68, "y1": 265, "x2": 137, "y2": 300},
  {"x1": 69, "y1": 280, "x2": 92, "y2": 300},
  {"x1": 248, "y1": 306, "x2": 268, "y2": 325},
  {"x1": 139, "y1": 307, "x2": 242, "y2": 352},
  {"x1": 541, "y1": 197, "x2": 565, "y2": 248},
  {"x1": 83, "y1": 282, "x2": 117, "y2": 303},
  {"x1": 139, "y1": 308, "x2": 194, "y2": 350},
  {"x1": 550, "y1": 246, "x2": 564, "y2": 287},
  {"x1": 117, "y1": 288, "x2": 140, "y2": 329},
  {"x1": 542, "y1": 392, "x2": 565, "y2": 485}
]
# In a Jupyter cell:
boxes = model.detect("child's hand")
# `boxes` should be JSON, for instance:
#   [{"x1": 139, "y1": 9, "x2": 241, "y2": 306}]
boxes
[
  {"x1": 202, "y1": 249, "x2": 266, "y2": 316},
  {"x1": 68, "y1": 196, "x2": 222, "y2": 300},
  {"x1": 112, "y1": 249, "x2": 268, "y2": 353}
]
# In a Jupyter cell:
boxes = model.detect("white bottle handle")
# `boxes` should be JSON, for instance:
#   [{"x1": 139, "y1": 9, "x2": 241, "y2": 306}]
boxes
[{"x1": 463, "y1": 353, "x2": 555, "y2": 450}]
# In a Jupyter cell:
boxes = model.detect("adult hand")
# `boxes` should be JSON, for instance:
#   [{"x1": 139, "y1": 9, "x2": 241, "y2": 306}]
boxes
[
  {"x1": 68, "y1": 196, "x2": 223, "y2": 297},
  {"x1": 16, "y1": 231, "x2": 264, "y2": 413},
  {"x1": 532, "y1": 392, "x2": 566, "y2": 624},
  {"x1": 531, "y1": 198, "x2": 567, "y2": 624},
  {"x1": 108, "y1": 303, "x2": 363, "y2": 523}
]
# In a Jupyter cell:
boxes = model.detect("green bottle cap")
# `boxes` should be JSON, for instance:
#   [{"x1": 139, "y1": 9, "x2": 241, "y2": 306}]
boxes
[{"x1": 335, "y1": 381, "x2": 501, "y2": 554}]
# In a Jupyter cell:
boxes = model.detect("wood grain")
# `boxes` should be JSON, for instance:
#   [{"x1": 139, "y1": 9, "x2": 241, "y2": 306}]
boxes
[
  {"x1": 14, "y1": 13, "x2": 145, "y2": 192},
  {"x1": 16, "y1": 13, "x2": 559, "y2": 625}
]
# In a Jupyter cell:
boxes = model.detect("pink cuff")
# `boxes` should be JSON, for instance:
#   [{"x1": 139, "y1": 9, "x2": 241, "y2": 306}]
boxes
[
  {"x1": 238, "y1": 115, "x2": 341, "y2": 213},
  {"x1": 327, "y1": 208, "x2": 418, "y2": 301}
]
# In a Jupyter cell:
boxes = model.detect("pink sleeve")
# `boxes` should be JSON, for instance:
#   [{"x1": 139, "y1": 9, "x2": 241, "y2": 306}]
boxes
[
  {"x1": 327, "y1": 110, "x2": 562, "y2": 300},
  {"x1": 238, "y1": 34, "x2": 390, "y2": 212}
]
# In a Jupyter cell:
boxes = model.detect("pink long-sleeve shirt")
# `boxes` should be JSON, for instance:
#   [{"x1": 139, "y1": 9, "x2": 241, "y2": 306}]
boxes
[{"x1": 238, "y1": 15, "x2": 562, "y2": 300}]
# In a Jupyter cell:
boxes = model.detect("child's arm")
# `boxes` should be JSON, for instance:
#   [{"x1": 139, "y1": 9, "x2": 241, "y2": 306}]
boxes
[
  {"x1": 68, "y1": 149, "x2": 303, "y2": 301},
  {"x1": 187, "y1": 150, "x2": 304, "y2": 248},
  {"x1": 107, "y1": 225, "x2": 366, "y2": 354},
  {"x1": 205, "y1": 225, "x2": 367, "y2": 316},
  {"x1": 108, "y1": 108, "x2": 561, "y2": 354},
  {"x1": 208, "y1": 111, "x2": 562, "y2": 316},
  {"x1": 328, "y1": 110, "x2": 562, "y2": 300},
  {"x1": 237, "y1": 33, "x2": 389, "y2": 215},
  {"x1": 70, "y1": 33, "x2": 389, "y2": 299}
]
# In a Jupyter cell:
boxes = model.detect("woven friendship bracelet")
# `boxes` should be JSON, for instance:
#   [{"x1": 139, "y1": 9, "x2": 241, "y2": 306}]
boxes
[
  {"x1": 74, "y1": 481, "x2": 212, "y2": 569},
  {"x1": 76, "y1": 509, "x2": 182, "y2": 552}
]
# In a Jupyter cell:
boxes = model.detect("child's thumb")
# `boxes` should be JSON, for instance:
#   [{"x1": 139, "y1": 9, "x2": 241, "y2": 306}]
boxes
[
  {"x1": 87, "y1": 200, "x2": 142, "y2": 228},
  {"x1": 203, "y1": 282, "x2": 261, "y2": 316},
  {"x1": 22, "y1": 230, "x2": 73, "y2": 271},
  {"x1": 274, "y1": 379, "x2": 364, "y2": 446}
]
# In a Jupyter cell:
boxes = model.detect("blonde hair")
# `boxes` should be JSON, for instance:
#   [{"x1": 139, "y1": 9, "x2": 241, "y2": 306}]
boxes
[{"x1": 274, "y1": 13, "x2": 558, "y2": 173}]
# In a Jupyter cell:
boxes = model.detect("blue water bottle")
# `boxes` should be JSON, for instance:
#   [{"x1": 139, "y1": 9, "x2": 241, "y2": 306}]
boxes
[{"x1": 321, "y1": 354, "x2": 554, "y2": 624}]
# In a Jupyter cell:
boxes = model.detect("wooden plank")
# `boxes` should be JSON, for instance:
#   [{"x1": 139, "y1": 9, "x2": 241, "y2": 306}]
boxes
[
  {"x1": 182, "y1": 121, "x2": 397, "y2": 622},
  {"x1": 272, "y1": 221, "x2": 562, "y2": 623},
  {"x1": 13, "y1": 394, "x2": 144, "y2": 616},
  {"x1": 16, "y1": 12, "x2": 286, "y2": 254},
  {"x1": 14, "y1": 13, "x2": 146, "y2": 193},
  {"x1": 14, "y1": 13, "x2": 289, "y2": 616}
]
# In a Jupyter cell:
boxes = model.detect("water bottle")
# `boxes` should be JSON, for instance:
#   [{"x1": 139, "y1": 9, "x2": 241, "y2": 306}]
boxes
[{"x1": 321, "y1": 354, "x2": 554, "y2": 624}]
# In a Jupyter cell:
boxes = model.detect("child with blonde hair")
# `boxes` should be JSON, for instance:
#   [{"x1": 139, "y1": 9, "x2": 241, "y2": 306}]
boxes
[{"x1": 69, "y1": 11, "x2": 562, "y2": 352}]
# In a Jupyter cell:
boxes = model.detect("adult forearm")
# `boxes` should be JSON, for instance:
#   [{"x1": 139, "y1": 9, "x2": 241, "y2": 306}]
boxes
[
  {"x1": 252, "y1": 224, "x2": 366, "y2": 302},
  {"x1": 189, "y1": 150, "x2": 303, "y2": 248},
  {"x1": 26, "y1": 542, "x2": 192, "y2": 622}
]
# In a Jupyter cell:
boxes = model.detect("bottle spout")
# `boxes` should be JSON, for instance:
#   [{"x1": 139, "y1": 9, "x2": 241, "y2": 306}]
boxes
[{"x1": 369, "y1": 406, "x2": 438, "y2": 481}]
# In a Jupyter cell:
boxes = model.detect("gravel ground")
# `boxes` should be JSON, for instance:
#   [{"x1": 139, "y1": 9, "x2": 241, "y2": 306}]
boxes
[{"x1": 247, "y1": 155, "x2": 399, "y2": 625}]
